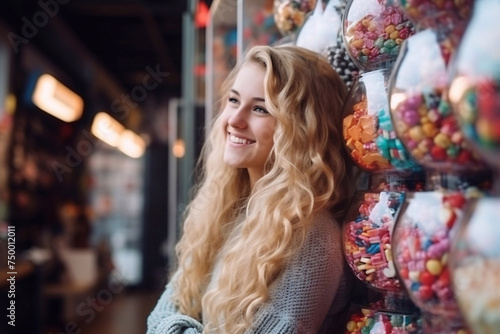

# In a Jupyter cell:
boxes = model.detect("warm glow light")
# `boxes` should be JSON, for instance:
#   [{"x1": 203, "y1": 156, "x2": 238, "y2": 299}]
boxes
[
  {"x1": 172, "y1": 139, "x2": 185, "y2": 158},
  {"x1": 118, "y1": 129, "x2": 146, "y2": 158},
  {"x1": 91, "y1": 112, "x2": 124, "y2": 147},
  {"x1": 448, "y1": 76, "x2": 470, "y2": 105},
  {"x1": 5, "y1": 93, "x2": 16, "y2": 114},
  {"x1": 32, "y1": 74, "x2": 84, "y2": 122},
  {"x1": 195, "y1": 0, "x2": 209, "y2": 28},
  {"x1": 390, "y1": 92, "x2": 407, "y2": 111}
]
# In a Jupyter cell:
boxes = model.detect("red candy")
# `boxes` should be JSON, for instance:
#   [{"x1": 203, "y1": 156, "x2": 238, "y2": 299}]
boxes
[{"x1": 420, "y1": 271, "x2": 435, "y2": 286}]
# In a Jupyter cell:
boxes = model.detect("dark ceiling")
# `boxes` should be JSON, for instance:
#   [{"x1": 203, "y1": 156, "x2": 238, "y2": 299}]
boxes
[{"x1": 0, "y1": 0, "x2": 213, "y2": 102}]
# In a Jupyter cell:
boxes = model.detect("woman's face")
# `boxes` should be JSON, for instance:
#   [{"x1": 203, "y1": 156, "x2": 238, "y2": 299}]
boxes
[{"x1": 221, "y1": 62, "x2": 276, "y2": 185}]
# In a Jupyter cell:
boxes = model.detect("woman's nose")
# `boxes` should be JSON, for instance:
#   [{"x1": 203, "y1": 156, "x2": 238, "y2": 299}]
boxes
[{"x1": 228, "y1": 107, "x2": 248, "y2": 128}]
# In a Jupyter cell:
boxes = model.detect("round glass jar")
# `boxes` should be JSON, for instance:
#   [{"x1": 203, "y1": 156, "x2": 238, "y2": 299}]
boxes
[
  {"x1": 343, "y1": 190, "x2": 405, "y2": 292},
  {"x1": 391, "y1": 191, "x2": 469, "y2": 327},
  {"x1": 447, "y1": 0, "x2": 500, "y2": 170},
  {"x1": 450, "y1": 196, "x2": 500, "y2": 334},
  {"x1": 341, "y1": 0, "x2": 415, "y2": 71},
  {"x1": 388, "y1": 27, "x2": 483, "y2": 172},
  {"x1": 343, "y1": 69, "x2": 420, "y2": 172},
  {"x1": 273, "y1": 0, "x2": 316, "y2": 37}
]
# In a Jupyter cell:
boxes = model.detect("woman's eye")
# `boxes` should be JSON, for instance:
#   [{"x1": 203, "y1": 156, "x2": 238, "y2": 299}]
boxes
[
  {"x1": 228, "y1": 97, "x2": 238, "y2": 104},
  {"x1": 254, "y1": 106, "x2": 269, "y2": 114}
]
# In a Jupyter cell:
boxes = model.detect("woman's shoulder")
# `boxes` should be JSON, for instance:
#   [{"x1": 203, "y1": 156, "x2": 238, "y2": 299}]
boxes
[
  {"x1": 298, "y1": 210, "x2": 343, "y2": 257},
  {"x1": 309, "y1": 210, "x2": 342, "y2": 237}
]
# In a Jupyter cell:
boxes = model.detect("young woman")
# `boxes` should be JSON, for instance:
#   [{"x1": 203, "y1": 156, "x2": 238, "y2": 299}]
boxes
[{"x1": 147, "y1": 45, "x2": 356, "y2": 334}]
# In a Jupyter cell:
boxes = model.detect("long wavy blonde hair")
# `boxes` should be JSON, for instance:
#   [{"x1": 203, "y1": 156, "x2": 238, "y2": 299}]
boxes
[{"x1": 172, "y1": 45, "x2": 353, "y2": 333}]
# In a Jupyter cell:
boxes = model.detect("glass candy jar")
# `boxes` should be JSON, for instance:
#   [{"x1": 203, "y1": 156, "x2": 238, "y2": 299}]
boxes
[
  {"x1": 450, "y1": 197, "x2": 500, "y2": 334},
  {"x1": 273, "y1": 0, "x2": 316, "y2": 37},
  {"x1": 343, "y1": 175, "x2": 425, "y2": 312},
  {"x1": 391, "y1": 190, "x2": 472, "y2": 333},
  {"x1": 388, "y1": 25, "x2": 482, "y2": 172},
  {"x1": 343, "y1": 190, "x2": 405, "y2": 292},
  {"x1": 341, "y1": 0, "x2": 415, "y2": 71},
  {"x1": 447, "y1": 0, "x2": 500, "y2": 171},
  {"x1": 343, "y1": 69, "x2": 420, "y2": 172}
]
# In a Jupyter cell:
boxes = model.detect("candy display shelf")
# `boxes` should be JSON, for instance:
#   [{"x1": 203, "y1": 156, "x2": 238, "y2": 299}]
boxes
[
  {"x1": 446, "y1": 1, "x2": 500, "y2": 333},
  {"x1": 387, "y1": 1, "x2": 490, "y2": 332}
]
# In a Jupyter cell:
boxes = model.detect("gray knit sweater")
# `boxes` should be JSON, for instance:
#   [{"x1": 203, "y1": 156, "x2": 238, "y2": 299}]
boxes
[{"x1": 147, "y1": 211, "x2": 352, "y2": 334}]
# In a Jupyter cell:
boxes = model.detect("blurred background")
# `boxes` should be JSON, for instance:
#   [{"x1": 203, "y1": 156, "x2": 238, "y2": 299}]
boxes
[{"x1": 0, "y1": 0, "x2": 265, "y2": 333}]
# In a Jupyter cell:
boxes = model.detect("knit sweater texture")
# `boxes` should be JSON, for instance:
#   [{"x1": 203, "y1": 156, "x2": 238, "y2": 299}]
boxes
[{"x1": 147, "y1": 210, "x2": 352, "y2": 334}]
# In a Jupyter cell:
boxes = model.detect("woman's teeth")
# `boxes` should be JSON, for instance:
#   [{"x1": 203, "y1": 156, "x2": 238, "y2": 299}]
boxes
[{"x1": 230, "y1": 135, "x2": 254, "y2": 144}]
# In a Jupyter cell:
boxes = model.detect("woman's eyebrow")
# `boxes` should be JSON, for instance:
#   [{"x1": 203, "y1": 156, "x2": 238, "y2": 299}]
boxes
[{"x1": 230, "y1": 89, "x2": 265, "y2": 102}]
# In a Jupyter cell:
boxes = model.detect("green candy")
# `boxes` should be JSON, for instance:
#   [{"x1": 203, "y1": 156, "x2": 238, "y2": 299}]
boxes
[
  {"x1": 374, "y1": 37, "x2": 385, "y2": 49},
  {"x1": 383, "y1": 39, "x2": 397, "y2": 49}
]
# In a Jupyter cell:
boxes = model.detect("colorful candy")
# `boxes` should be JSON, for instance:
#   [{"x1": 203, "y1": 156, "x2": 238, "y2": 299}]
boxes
[
  {"x1": 345, "y1": 306, "x2": 421, "y2": 334},
  {"x1": 389, "y1": 29, "x2": 482, "y2": 171},
  {"x1": 451, "y1": 197, "x2": 500, "y2": 334},
  {"x1": 343, "y1": 69, "x2": 420, "y2": 172},
  {"x1": 446, "y1": 0, "x2": 500, "y2": 170},
  {"x1": 273, "y1": 0, "x2": 316, "y2": 36},
  {"x1": 395, "y1": 0, "x2": 474, "y2": 27},
  {"x1": 344, "y1": 190, "x2": 405, "y2": 291},
  {"x1": 450, "y1": 78, "x2": 500, "y2": 169},
  {"x1": 392, "y1": 191, "x2": 467, "y2": 319},
  {"x1": 342, "y1": 0, "x2": 415, "y2": 70}
]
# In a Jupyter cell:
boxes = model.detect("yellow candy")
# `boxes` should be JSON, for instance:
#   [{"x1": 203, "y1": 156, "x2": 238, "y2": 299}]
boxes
[
  {"x1": 351, "y1": 39, "x2": 364, "y2": 49},
  {"x1": 409, "y1": 126, "x2": 425, "y2": 141},
  {"x1": 434, "y1": 133, "x2": 451, "y2": 149},
  {"x1": 423, "y1": 123, "x2": 438, "y2": 137},
  {"x1": 385, "y1": 249, "x2": 393, "y2": 262},
  {"x1": 385, "y1": 24, "x2": 396, "y2": 34},
  {"x1": 346, "y1": 320, "x2": 357, "y2": 332},
  {"x1": 390, "y1": 31, "x2": 399, "y2": 39},
  {"x1": 426, "y1": 259, "x2": 443, "y2": 276}
]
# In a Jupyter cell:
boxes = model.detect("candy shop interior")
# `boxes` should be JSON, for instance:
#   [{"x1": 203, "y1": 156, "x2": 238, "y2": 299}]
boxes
[
  {"x1": 0, "y1": 0, "x2": 499, "y2": 333},
  {"x1": 0, "y1": 0, "x2": 210, "y2": 333}
]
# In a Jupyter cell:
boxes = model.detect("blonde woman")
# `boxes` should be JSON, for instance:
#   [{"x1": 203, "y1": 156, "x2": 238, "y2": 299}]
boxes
[{"x1": 147, "y1": 45, "x2": 356, "y2": 334}]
